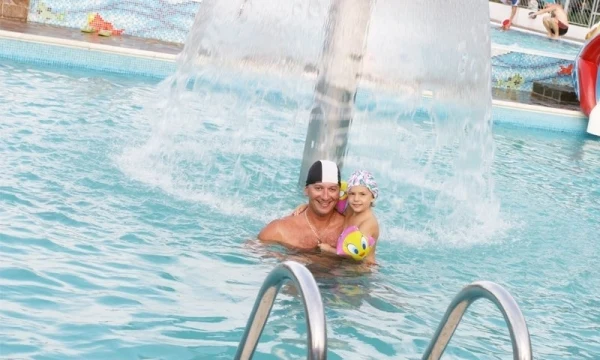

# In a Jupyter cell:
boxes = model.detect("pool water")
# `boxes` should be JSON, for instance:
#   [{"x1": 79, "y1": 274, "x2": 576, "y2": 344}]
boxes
[
  {"x1": 1, "y1": 59, "x2": 599, "y2": 360},
  {"x1": 490, "y1": 24, "x2": 582, "y2": 58}
]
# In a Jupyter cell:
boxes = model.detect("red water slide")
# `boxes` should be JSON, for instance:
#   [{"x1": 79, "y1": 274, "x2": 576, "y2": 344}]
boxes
[
  {"x1": 577, "y1": 35, "x2": 600, "y2": 117},
  {"x1": 576, "y1": 34, "x2": 600, "y2": 135}
]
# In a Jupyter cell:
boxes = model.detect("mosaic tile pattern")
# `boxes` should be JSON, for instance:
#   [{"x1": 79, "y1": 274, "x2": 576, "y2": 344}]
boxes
[
  {"x1": 491, "y1": 51, "x2": 575, "y2": 91},
  {"x1": 21, "y1": 2, "x2": 579, "y2": 95},
  {"x1": 0, "y1": 37, "x2": 176, "y2": 78},
  {"x1": 27, "y1": 0, "x2": 201, "y2": 43}
]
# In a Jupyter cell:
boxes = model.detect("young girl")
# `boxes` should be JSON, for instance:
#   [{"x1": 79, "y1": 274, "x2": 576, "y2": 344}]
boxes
[{"x1": 295, "y1": 170, "x2": 380, "y2": 264}]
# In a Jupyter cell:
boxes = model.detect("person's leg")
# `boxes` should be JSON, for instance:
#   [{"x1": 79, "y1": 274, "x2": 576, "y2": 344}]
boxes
[
  {"x1": 549, "y1": 18, "x2": 560, "y2": 39},
  {"x1": 542, "y1": 16, "x2": 553, "y2": 37}
]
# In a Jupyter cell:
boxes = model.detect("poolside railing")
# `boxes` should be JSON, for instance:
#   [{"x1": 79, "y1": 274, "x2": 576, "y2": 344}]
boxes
[
  {"x1": 565, "y1": 0, "x2": 600, "y2": 27},
  {"x1": 238, "y1": 261, "x2": 532, "y2": 359}
]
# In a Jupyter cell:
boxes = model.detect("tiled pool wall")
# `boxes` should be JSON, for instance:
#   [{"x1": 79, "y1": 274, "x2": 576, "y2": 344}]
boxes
[
  {"x1": 20, "y1": 0, "x2": 577, "y2": 93},
  {"x1": 26, "y1": 0, "x2": 201, "y2": 44},
  {"x1": 491, "y1": 48, "x2": 575, "y2": 92}
]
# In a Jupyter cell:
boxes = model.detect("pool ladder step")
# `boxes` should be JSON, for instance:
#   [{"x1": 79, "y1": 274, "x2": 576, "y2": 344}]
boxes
[{"x1": 234, "y1": 261, "x2": 533, "y2": 360}]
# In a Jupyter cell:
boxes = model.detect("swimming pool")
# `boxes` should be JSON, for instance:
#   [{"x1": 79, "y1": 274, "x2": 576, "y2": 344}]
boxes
[
  {"x1": 1, "y1": 47, "x2": 599, "y2": 360},
  {"x1": 490, "y1": 24, "x2": 582, "y2": 58}
]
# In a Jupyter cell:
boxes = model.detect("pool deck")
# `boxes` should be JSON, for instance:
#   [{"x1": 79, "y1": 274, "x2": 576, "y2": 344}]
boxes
[{"x1": 0, "y1": 18, "x2": 584, "y2": 114}]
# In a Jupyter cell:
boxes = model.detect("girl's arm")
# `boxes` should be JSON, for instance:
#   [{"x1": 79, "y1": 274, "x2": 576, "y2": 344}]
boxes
[
  {"x1": 359, "y1": 218, "x2": 379, "y2": 241},
  {"x1": 359, "y1": 218, "x2": 380, "y2": 264}
]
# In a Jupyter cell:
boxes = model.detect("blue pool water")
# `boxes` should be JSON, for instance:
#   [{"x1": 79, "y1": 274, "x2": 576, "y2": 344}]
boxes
[
  {"x1": 1, "y1": 56, "x2": 600, "y2": 360},
  {"x1": 490, "y1": 24, "x2": 582, "y2": 58}
]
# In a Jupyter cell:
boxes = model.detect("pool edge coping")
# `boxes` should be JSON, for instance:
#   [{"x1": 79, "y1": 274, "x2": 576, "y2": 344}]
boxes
[{"x1": 491, "y1": 99, "x2": 583, "y2": 118}]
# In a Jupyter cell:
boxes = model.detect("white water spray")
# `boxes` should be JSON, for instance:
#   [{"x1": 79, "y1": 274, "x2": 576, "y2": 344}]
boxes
[{"x1": 118, "y1": 0, "x2": 505, "y2": 245}]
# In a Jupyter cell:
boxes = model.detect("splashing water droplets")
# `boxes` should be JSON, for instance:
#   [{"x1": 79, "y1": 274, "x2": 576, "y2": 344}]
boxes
[{"x1": 118, "y1": 0, "x2": 506, "y2": 245}]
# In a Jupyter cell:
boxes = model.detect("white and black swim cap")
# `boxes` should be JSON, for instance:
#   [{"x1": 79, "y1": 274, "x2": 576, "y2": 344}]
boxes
[{"x1": 305, "y1": 160, "x2": 341, "y2": 187}]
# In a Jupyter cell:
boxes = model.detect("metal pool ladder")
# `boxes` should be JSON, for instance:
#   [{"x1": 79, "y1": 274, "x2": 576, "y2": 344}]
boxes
[
  {"x1": 234, "y1": 261, "x2": 327, "y2": 360},
  {"x1": 421, "y1": 281, "x2": 533, "y2": 360},
  {"x1": 235, "y1": 261, "x2": 532, "y2": 360}
]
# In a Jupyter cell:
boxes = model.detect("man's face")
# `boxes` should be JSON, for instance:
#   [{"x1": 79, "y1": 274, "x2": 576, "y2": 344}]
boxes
[{"x1": 305, "y1": 182, "x2": 340, "y2": 216}]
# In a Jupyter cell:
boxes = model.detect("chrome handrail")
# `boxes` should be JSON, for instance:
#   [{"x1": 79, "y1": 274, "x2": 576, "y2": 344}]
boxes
[
  {"x1": 234, "y1": 261, "x2": 327, "y2": 360},
  {"x1": 422, "y1": 281, "x2": 532, "y2": 360}
]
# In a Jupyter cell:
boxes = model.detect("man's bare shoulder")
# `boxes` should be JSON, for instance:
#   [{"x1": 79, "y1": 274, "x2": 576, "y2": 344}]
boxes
[
  {"x1": 257, "y1": 215, "x2": 301, "y2": 241},
  {"x1": 258, "y1": 218, "x2": 283, "y2": 241}
]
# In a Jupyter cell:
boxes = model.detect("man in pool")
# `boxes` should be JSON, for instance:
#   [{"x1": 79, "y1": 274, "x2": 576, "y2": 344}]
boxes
[
  {"x1": 258, "y1": 160, "x2": 345, "y2": 251},
  {"x1": 500, "y1": 0, "x2": 519, "y2": 30}
]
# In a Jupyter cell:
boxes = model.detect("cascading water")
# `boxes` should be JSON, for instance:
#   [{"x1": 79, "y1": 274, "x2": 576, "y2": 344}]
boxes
[
  {"x1": 118, "y1": 0, "x2": 331, "y2": 224},
  {"x1": 119, "y1": 0, "x2": 504, "y2": 245},
  {"x1": 349, "y1": 0, "x2": 501, "y2": 245}
]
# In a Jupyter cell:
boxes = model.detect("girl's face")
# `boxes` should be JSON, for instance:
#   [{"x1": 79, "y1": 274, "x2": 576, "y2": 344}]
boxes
[{"x1": 348, "y1": 185, "x2": 373, "y2": 213}]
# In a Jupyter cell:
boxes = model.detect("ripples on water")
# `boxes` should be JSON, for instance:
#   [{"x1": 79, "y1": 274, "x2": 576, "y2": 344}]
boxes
[{"x1": 1, "y1": 60, "x2": 599, "y2": 359}]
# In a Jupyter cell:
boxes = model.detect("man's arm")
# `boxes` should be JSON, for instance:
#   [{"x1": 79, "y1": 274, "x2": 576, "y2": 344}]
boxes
[
  {"x1": 532, "y1": 4, "x2": 558, "y2": 17},
  {"x1": 510, "y1": 5, "x2": 518, "y2": 23}
]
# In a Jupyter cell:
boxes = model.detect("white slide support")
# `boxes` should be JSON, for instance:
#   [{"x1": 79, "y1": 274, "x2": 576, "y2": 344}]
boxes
[{"x1": 587, "y1": 104, "x2": 600, "y2": 136}]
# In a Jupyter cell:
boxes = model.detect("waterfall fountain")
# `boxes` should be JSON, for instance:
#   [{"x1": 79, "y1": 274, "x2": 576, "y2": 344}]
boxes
[{"x1": 136, "y1": 0, "x2": 499, "y2": 244}]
